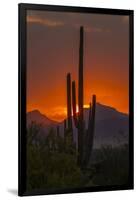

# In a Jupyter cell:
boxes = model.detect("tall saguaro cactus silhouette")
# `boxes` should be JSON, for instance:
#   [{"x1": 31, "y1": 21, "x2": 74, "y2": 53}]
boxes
[
  {"x1": 78, "y1": 26, "x2": 84, "y2": 166},
  {"x1": 83, "y1": 95, "x2": 96, "y2": 167},
  {"x1": 64, "y1": 73, "x2": 73, "y2": 145},
  {"x1": 66, "y1": 26, "x2": 96, "y2": 168},
  {"x1": 67, "y1": 73, "x2": 72, "y2": 131}
]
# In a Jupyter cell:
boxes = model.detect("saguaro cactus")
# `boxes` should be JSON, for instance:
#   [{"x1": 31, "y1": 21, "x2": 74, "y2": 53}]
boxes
[
  {"x1": 72, "y1": 81, "x2": 78, "y2": 128},
  {"x1": 67, "y1": 73, "x2": 73, "y2": 131},
  {"x1": 63, "y1": 73, "x2": 73, "y2": 146},
  {"x1": 83, "y1": 95, "x2": 96, "y2": 167},
  {"x1": 65, "y1": 26, "x2": 96, "y2": 168},
  {"x1": 78, "y1": 26, "x2": 84, "y2": 166},
  {"x1": 71, "y1": 26, "x2": 96, "y2": 168}
]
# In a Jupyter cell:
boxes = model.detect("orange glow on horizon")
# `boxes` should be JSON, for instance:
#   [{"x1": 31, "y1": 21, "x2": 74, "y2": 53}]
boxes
[
  {"x1": 27, "y1": 63, "x2": 129, "y2": 122},
  {"x1": 27, "y1": 101, "x2": 128, "y2": 122},
  {"x1": 27, "y1": 12, "x2": 129, "y2": 122}
]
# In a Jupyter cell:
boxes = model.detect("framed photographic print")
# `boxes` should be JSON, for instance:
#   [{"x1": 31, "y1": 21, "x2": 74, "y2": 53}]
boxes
[{"x1": 18, "y1": 3, "x2": 134, "y2": 196}]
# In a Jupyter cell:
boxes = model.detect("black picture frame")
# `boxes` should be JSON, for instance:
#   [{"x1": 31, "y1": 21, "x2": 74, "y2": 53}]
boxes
[{"x1": 18, "y1": 3, "x2": 134, "y2": 196}]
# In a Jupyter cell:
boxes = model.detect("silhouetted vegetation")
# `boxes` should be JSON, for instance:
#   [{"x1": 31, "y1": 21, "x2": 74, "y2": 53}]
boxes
[
  {"x1": 27, "y1": 122, "x2": 82, "y2": 191},
  {"x1": 27, "y1": 122, "x2": 129, "y2": 191}
]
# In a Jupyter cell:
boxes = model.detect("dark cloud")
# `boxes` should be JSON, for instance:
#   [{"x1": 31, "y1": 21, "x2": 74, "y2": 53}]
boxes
[{"x1": 27, "y1": 10, "x2": 129, "y2": 32}]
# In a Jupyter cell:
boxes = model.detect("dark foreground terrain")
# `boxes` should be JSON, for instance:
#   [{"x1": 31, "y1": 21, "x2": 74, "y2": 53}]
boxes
[{"x1": 26, "y1": 122, "x2": 129, "y2": 191}]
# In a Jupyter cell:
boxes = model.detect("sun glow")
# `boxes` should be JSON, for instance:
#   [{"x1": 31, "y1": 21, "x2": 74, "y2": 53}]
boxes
[
  {"x1": 76, "y1": 105, "x2": 79, "y2": 113},
  {"x1": 84, "y1": 104, "x2": 90, "y2": 108},
  {"x1": 27, "y1": 104, "x2": 93, "y2": 122},
  {"x1": 76, "y1": 104, "x2": 89, "y2": 113}
]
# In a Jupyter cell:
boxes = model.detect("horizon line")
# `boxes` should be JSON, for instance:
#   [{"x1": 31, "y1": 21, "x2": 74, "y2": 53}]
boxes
[{"x1": 27, "y1": 101, "x2": 129, "y2": 123}]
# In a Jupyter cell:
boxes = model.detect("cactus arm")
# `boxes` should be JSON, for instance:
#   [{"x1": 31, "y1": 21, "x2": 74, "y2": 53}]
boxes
[
  {"x1": 72, "y1": 81, "x2": 79, "y2": 128},
  {"x1": 67, "y1": 73, "x2": 72, "y2": 131},
  {"x1": 88, "y1": 102, "x2": 92, "y2": 131},
  {"x1": 88, "y1": 95, "x2": 96, "y2": 156},
  {"x1": 84, "y1": 95, "x2": 96, "y2": 167}
]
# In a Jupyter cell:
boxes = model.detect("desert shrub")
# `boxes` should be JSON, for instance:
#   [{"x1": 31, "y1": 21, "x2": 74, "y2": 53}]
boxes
[
  {"x1": 27, "y1": 122, "x2": 129, "y2": 190},
  {"x1": 91, "y1": 144, "x2": 129, "y2": 186},
  {"x1": 27, "y1": 122, "x2": 82, "y2": 191}
]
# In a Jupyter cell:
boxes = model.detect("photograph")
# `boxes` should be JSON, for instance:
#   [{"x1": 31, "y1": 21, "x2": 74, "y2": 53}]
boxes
[{"x1": 19, "y1": 4, "x2": 133, "y2": 195}]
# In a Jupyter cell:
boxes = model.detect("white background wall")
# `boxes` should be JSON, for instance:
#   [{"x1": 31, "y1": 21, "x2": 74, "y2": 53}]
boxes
[{"x1": 0, "y1": 0, "x2": 136, "y2": 199}]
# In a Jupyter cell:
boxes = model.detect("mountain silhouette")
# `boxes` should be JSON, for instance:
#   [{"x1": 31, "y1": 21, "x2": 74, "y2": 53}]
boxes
[
  {"x1": 27, "y1": 103, "x2": 129, "y2": 148},
  {"x1": 27, "y1": 109, "x2": 58, "y2": 126}
]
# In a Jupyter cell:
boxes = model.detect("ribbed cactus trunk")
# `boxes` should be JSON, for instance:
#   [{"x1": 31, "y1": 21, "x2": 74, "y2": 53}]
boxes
[
  {"x1": 78, "y1": 26, "x2": 84, "y2": 166},
  {"x1": 67, "y1": 73, "x2": 72, "y2": 131}
]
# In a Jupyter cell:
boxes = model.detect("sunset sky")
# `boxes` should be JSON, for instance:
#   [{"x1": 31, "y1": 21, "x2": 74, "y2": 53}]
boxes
[{"x1": 27, "y1": 10, "x2": 129, "y2": 122}]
